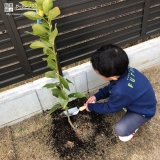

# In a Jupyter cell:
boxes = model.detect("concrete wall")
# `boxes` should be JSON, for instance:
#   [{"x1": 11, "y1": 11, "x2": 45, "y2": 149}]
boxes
[{"x1": 0, "y1": 37, "x2": 160, "y2": 128}]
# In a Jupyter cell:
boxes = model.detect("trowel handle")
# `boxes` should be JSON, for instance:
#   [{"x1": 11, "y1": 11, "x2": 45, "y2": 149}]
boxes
[
  {"x1": 79, "y1": 101, "x2": 95, "y2": 111},
  {"x1": 79, "y1": 106, "x2": 86, "y2": 111}
]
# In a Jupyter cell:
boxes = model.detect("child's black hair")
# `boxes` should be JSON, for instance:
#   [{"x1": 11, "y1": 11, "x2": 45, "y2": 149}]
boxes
[{"x1": 91, "y1": 44, "x2": 129, "y2": 77}]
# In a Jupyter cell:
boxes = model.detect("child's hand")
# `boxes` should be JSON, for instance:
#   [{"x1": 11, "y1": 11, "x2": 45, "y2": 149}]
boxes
[
  {"x1": 84, "y1": 96, "x2": 96, "y2": 112},
  {"x1": 83, "y1": 103, "x2": 90, "y2": 112},
  {"x1": 86, "y1": 96, "x2": 96, "y2": 104}
]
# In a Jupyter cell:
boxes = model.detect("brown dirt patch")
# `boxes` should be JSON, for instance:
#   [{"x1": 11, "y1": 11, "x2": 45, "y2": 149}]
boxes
[{"x1": 0, "y1": 64, "x2": 160, "y2": 160}]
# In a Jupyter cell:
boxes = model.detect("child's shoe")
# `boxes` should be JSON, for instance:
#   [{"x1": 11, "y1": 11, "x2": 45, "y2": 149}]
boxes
[
  {"x1": 123, "y1": 108, "x2": 127, "y2": 112},
  {"x1": 119, "y1": 129, "x2": 138, "y2": 142}
]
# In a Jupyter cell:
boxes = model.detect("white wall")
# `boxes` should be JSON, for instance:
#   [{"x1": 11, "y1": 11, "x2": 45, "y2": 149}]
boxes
[{"x1": 0, "y1": 37, "x2": 160, "y2": 128}]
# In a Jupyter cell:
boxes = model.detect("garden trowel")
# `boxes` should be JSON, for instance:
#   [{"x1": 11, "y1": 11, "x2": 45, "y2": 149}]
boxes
[
  {"x1": 59, "y1": 101, "x2": 95, "y2": 117},
  {"x1": 59, "y1": 106, "x2": 87, "y2": 117}
]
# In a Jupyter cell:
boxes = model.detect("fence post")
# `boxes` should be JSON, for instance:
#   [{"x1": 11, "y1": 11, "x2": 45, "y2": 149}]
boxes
[
  {"x1": 141, "y1": 0, "x2": 151, "y2": 35},
  {"x1": 1, "y1": 0, "x2": 32, "y2": 75}
]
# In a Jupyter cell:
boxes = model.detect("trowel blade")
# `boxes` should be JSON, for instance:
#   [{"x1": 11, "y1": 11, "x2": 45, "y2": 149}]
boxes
[{"x1": 60, "y1": 107, "x2": 79, "y2": 117}]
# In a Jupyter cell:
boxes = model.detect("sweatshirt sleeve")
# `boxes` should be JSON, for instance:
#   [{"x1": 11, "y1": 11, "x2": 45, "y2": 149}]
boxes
[
  {"x1": 88, "y1": 93, "x2": 133, "y2": 114},
  {"x1": 94, "y1": 85, "x2": 111, "y2": 101}
]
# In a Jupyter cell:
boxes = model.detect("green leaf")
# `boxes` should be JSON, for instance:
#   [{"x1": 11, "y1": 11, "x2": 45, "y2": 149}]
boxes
[
  {"x1": 52, "y1": 88, "x2": 60, "y2": 98},
  {"x1": 49, "y1": 24, "x2": 58, "y2": 45},
  {"x1": 43, "y1": 82, "x2": 59, "y2": 88},
  {"x1": 32, "y1": 24, "x2": 49, "y2": 36},
  {"x1": 58, "y1": 90, "x2": 69, "y2": 108},
  {"x1": 45, "y1": 71, "x2": 57, "y2": 78},
  {"x1": 43, "y1": 48, "x2": 55, "y2": 55},
  {"x1": 49, "y1": 103, "x2": 60, "y2": 114},
  {"x1": 64, "y1": 106, "x2": 68, "y2": 110},
  {"x1": 48, "y1": 7, "x2": 61, "y2": 22},
  {"x1": 41, "y1": 21, "x2": 49, "y2": 29},
  {"x1": 35, "y1": 0, "x2": 43, "y2": 5},
  {"x1": 56, "y1": 84, "x2": 61, "y2": 90},
  {"x1": 20, "y1": 1, "x2": 34, "y2": 5},
  {"x1": 39, "y1": 35, "x2": 48, "y2": 40},
  {"x1": 48, "y1": 54, "x2": 56, "y2": 60},
  {"x1": 24, "y1": 31, "x2": 35, "y2": 36},
  {"x1": 18, "y1": 126, "x2": 25, "y2": 132},
  {"x1": 60, "y1": 76, "x2": 70, "y2": 91},
  {"x1": 41, "y1": 39, "x2": 52, "y2": 47},
  {"x1": 42, "y1": 58, "x2": 47, "y2": 61},
  {"x1": 43, "y1": 0, "x2": 53, "y2": 15},
  {"x1": 47, "y1": 59, "x2": 56, "y2": 70},
  {"x1": 35, "y1": 3, "x2": 43, "y2": 10},
  {"x1": 68, "y1": 92, "x2": 85, "y2": 98},
  {"x1": 24, "y1": 11, "x2": 43, "y2": 20},
  {"x1": 66, "y1": 79, "x2": 73, "y2": 84},
  {"x1": 30, "y1": 41, "x2": 48, "y2": 49}
]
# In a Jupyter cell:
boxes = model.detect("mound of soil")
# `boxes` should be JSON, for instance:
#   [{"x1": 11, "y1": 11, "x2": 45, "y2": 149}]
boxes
[{"x1": 48, "y1": 97, "x2": 117, "y2": 160}]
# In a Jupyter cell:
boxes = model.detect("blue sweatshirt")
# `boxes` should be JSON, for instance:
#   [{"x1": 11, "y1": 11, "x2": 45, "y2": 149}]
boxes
[{"x1": 88, "y1": 67, "x2": 157, "y2": 119}]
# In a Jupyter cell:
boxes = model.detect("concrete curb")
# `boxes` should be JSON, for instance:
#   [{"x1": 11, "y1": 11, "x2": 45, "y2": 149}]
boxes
[{"x1": 0, "y1": 37, "x2": 160, "y2": 128}]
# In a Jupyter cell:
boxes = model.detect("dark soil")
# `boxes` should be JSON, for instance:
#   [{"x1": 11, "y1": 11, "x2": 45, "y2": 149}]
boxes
[{"x1": 49, "y1": 97, "x2": 117, "y2": 160}]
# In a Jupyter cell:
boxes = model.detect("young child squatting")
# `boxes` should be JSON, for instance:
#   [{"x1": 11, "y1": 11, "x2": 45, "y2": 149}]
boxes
[{"x1": 84, "y1": 44, "x2": 157, "y2": 142}]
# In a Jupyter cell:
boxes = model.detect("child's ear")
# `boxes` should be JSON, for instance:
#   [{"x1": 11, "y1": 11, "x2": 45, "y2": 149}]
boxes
[{"x1": 112, "y1": 76, "x2": 119, "y2": 80}]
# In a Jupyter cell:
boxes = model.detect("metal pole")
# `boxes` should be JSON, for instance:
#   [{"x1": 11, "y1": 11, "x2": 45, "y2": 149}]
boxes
[{"x1": 141, "y1": 0, "x2": 151, "y2": 35}]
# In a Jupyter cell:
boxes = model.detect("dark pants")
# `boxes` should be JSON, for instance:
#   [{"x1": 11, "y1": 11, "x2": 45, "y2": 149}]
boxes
[{"x1": 114, "y1": 112, "x2": 149, "y2": 136}]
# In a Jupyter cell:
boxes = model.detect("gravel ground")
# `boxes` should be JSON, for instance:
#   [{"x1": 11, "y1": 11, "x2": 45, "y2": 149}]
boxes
[{"x1": 0, "y1": 64, "x2": 160, "y2": 160}]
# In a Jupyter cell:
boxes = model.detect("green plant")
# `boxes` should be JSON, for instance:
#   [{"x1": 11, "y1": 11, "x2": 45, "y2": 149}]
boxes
[
  {"x1": 18, "y1": 126, "x2": 25, "y2": 132},
  {"x1": 20, "y1": 0, "x2": 85, "y2": 129}
]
